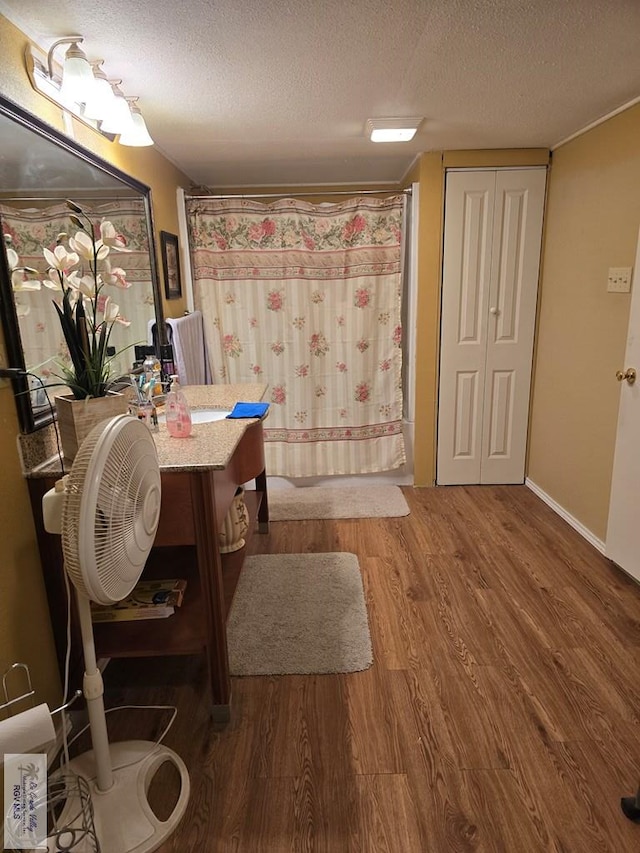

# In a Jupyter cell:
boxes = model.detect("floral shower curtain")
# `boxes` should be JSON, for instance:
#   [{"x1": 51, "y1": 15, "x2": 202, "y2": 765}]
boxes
[{"x1": 186, "y1": 195, "x2": 405, "y2": 477}]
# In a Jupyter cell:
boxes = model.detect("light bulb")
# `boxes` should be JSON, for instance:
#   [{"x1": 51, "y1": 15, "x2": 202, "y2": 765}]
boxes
[
  {"x1": 99, "y1": 84, "x2": 135, "y2": 135},
  {"x1": 83, "y1": 63, "x2": 119, "y2": 122},
  {"x1": 58, "y1": 41, "x2": 95, "y2": 105},
  {"x1": 119, "y1": 104, "x2": 154, "y2": 146}
]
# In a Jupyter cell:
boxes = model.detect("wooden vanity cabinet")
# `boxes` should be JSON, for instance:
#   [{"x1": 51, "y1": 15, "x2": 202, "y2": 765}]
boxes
[{"x1": 28, "y1": 418, "x2": 269, "y2": 721}]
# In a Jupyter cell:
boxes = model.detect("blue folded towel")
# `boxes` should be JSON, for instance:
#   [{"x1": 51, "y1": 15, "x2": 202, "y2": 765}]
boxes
[{"x1": 226, "y1": 402, "x2": 270, "y2": 419}]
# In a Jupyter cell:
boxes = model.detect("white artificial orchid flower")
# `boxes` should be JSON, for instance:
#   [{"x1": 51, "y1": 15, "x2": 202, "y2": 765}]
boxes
[
  {"x1": 100, "y1": 221, "x2": 117, "y2": 242},
  {"x1": 96, "y1": 242, "x2": 109, "y2": 261},
  {"x1": 43, "y1": 244, "x2": 79, "y2": 272},
  {"x1": 102, "y1": 298, "x2": 120, "y2": 323},
  {"x1": 6, "y1": 247, "x2": 19, "y2": 270},
  {"x1": 68, "y1": 231, "x2": 93, "y2": 260},
  {"x1": 68, "y1": 230, "x2": 109, "y2": 262},
  {"x1": 41, "y1": 270, "x2": 63, "y2": 290},
  {"x1": 77, "y1": 274, "x2": 97, "y2": 298},
  {"x1": 103, "y1": 260, "x2": 131, "y2": 288},
  {"x1": 100, "y1": 221, "x2": 130, "y2": 251},
  {"x1": 100, "y1": 297, "x2": 130, "y2": 327},
  {"x1": 12, "y1": 274, "x2": 42, "y2": 291},
  {"x1": 64, "y1": 270, "x2": 81, "y2": 290}
]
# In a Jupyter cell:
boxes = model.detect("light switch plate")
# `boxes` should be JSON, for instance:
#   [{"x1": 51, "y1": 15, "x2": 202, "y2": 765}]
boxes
[{"x1": 607, "y1": 266, "x2": 633, "y2": 293}]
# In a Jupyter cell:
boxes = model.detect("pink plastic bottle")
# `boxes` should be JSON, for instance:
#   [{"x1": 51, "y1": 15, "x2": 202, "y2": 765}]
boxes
[{"x1": 165, "y1": 375, "x2": 192, "y2": 438}]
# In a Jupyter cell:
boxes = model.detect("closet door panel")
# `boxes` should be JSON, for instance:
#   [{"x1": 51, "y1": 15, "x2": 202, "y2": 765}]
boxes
[
  {"x1": 494, "y1": 188, "x2": 524, "y2": 341},
  {"x1": 437, "y1": 172, "x2": 495, "y2": 484},
  {"x1": 486, "y1": 369, "x2": 515, "y2": 457},
  {"x1": 453, "y1": 370, "x2": 481, "y2": 459},
  {"x1": 482, "y1": 169, "x2": 546, "y2": 483},
  {"x1": 458, "y1": 193, "x2": 489, "y2": 343}
]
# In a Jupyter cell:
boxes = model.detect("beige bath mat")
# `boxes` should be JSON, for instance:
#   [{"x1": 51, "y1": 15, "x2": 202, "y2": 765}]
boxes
[
  {"x1": 268, "y1": 485, "x2": 410, "y2": 520},
  {"x1": 227, "y1": 552, "x2": 373, "y2": 675}
]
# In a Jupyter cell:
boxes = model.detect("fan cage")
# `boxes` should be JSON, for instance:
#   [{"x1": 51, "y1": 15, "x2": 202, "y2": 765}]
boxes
[{"x1": 62, "y1": 415, "x2": 161, "y2": 605}]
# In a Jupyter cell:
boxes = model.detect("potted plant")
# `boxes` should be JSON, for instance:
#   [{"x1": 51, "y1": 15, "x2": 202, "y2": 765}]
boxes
[{"x1": 9, "y1": 199, "x2": 133, "y2": 459}]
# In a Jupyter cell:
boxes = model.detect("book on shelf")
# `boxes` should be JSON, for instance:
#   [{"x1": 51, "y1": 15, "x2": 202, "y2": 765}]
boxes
[
  {"x1": 126, "y1": 578, "x2": 187, "y2": 607},
  {"x1": 91, "y1": 578, "x2": 187, "y2": 623}
]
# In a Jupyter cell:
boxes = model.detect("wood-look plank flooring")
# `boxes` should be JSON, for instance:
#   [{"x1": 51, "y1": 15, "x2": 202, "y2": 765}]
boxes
[{"x1": 98, "y1": 485, "x2": 640, "y2": 852}]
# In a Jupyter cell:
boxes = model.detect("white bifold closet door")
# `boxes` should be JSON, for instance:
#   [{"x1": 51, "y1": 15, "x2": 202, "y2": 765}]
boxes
[{"x1": 437, "y1": 168, "x2": 546, "y2": 485}]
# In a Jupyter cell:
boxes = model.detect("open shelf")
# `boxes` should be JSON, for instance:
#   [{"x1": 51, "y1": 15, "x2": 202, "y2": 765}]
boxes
[
  {"x1": 93, "y1": 554, "x2": 206, "y2": 657},
  {"x1": 93, "y1": 489, "x2": 263, "y2": 658}
]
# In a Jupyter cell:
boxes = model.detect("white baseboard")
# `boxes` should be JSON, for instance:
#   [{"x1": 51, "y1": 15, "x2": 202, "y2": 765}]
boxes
[{"x1": 525, "y1": 478, "x2": 606, "y2": 554}]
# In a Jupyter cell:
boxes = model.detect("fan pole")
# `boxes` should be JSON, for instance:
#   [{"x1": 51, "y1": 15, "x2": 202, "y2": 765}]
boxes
[{"x1": 77, "y1": 594, "x2": 114, "y2": 792}]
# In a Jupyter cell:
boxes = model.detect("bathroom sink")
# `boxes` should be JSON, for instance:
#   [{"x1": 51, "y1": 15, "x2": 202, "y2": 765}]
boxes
[
  {"x1": 158, "y1": 408, "x2": 231, "y2": 424},
  {"x1": 190, "y1": 408, "x2": 232, "y2": 424}
]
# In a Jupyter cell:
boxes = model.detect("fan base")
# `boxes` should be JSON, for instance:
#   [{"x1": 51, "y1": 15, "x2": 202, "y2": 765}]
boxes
[{"x1": 49, "y1": 740, "x2": 190, "y2": 853}]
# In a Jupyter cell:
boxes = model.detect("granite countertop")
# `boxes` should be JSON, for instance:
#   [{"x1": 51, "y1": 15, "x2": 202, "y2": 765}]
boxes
[
  {"x1": 155, "y1": 383, "x2": 268, "y2": 472},
  {"x1": 21, "y1": 383, "x2": 268, "y2": 478}
]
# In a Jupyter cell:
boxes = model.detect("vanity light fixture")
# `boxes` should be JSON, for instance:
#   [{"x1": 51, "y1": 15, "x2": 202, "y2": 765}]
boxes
[
  {"x1": 24, "y1": 37, "x2": 154, "y2": 146},
  {"x1": 82, "y1": 61, "x2": 119, "y2": 123},
  {"x1": 54, "y1": 38, "x2": 95, "y2": 105},
  {"x1": 366, "y1": 117, "x2": 423, "y2": 143},
  {"x1": 98, "y1": 82, "x2": 136, "y2": 136},
  {"x1": 119, "y1": 99, "x2": 154, "y2": 147}
]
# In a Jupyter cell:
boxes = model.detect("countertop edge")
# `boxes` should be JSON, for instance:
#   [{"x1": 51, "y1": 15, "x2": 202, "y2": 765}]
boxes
[{"x1": 22, "y1": 383, "x2": 269, "y2": 479}]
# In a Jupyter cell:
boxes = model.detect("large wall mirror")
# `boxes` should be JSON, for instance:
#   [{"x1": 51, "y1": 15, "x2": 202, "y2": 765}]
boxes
[{"x1": 0, "y1": 94, "x2": 165, "y2": 433}]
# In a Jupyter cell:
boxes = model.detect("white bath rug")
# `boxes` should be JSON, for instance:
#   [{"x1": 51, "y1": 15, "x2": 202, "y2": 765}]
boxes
[{"x1": 268, "y1": 485, "x2": 410, "y2": 520}]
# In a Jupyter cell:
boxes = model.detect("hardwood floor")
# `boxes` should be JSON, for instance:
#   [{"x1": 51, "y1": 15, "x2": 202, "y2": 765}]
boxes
[{"x1": 100, "y1": 485, "x2": 640, "y2": 852}]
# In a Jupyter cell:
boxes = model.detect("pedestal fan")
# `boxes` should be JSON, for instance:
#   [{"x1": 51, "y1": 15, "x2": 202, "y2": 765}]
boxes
[{"x1": 43, "y1": 414, "x2": 190, "y2": 853}]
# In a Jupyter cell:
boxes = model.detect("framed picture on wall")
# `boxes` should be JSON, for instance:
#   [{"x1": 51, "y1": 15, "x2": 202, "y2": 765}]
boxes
[{"x1": 160, "y1": 231, "x2": 182, "y2": 300}]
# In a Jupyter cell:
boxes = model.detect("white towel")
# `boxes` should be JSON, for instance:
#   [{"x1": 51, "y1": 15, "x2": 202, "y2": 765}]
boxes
[{"x1": 166, "y1": 311, "x2": 211, "y2": 386}]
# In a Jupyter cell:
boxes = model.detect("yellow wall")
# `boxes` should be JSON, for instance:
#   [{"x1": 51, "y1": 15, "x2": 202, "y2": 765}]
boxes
[
  {"x1": 0, "y1": 14, "x2": 192, "y2": 707},
  {"x1": 412, "y1": 153, "x2": 444, "y2": 485},
  {"x1": 528, "y1": 104, "x2": 640, "y2": 540}
]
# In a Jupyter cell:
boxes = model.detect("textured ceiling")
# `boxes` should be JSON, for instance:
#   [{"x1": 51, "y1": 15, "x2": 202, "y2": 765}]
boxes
[{"x1": 1, "y1": 0, "x2": 639, "y2": 188}]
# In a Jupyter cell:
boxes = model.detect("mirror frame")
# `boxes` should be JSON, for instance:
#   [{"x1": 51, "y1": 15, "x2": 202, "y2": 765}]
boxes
[{"x1": 0, "y1": 93, "x2": 165, "y2": 433}]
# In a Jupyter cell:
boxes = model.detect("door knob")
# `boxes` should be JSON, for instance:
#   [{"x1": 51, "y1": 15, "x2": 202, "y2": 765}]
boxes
[
  {"x1": 489, "y1": 306, "x2": 500, "y2": 316},
  {"x1": 616, "y1": 367, "x2": 637, "y2": 384}
]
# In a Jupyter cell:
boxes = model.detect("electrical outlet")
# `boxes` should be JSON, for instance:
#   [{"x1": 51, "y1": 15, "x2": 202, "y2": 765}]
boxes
[{"x1": 607, "y1": 266, "x2": 633, "y2": 293}]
